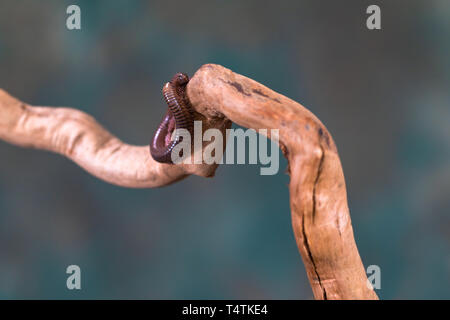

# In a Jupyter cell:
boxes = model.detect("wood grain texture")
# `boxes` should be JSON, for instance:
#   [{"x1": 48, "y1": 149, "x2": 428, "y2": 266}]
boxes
[
  {"x1": 0, "y1": 88, "x2": 229, "y2": 188},
  {"x1": 0, "y1": 64, "x2": 377, "y2": 299},
  {"x1": 187, "y1": 64, "x2": 378, "y2": 300}
]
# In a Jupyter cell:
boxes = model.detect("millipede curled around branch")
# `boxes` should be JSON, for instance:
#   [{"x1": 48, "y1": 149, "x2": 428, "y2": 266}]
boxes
[{"x1": 150, "y1": 73, "x2": 195, "y2": 164}]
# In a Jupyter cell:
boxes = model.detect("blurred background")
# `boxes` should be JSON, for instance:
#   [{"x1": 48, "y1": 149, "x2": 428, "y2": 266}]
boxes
[{"x1": 0, "y1": 0, "x2": 449, "y2": 299}]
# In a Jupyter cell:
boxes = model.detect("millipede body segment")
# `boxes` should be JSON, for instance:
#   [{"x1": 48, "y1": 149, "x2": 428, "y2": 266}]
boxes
[{"x1": 150, "y1": 73, "x2": 195, "y2": 164}]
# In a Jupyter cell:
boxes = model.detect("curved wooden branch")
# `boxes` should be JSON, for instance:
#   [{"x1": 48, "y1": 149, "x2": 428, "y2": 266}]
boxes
[
  {"x1": 188, "y1": 64, "x2": 378, "y2": 300},
  {"x1": 0, "y1": 89, "x2": 229, "y2": 188},
  {"x1": 0, "y1": 64, "x2": 378, "y2": 299}
]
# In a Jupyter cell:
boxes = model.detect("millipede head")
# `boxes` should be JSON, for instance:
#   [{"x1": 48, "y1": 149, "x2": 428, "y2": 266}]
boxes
[{"x1": 171, "y1": 72, "x2": 189, "y2": 86}]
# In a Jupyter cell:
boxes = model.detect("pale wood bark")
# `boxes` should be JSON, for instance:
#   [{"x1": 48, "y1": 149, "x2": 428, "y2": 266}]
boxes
[
  {"x1": 0, "y1": 88, "x2": 229, "y2": 187},
  {"x1": 0, "y1": 64, "x2": 378, "y2": 299},
  {"x1": 188, "y1": 64, "x2": 378, "y2": 299}
]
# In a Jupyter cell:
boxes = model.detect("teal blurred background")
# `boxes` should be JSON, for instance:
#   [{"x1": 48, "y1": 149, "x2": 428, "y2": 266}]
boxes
[{"x1": 0, "y1": 0, "x2": 449, "y2": 299}]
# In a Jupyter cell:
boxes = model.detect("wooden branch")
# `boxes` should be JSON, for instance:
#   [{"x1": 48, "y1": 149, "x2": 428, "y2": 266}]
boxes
[
  {"x1": 0, "y1": 64, "x2": 378, "y2": 299},
  {"x1": 0, "y1": 88, "x2": 230, "y2": 188},
  {"x1": 188, "y1": 64, "x2": 378, "y2": 300}
]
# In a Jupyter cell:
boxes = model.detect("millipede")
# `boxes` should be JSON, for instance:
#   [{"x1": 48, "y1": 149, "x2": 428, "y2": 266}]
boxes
[{"x1": 150, "y1": 73, "x2": 195, "y2": 164}]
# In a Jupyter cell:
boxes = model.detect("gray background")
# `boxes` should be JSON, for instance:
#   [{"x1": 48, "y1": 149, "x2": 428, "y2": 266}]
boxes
[{"x1": 0, "y1": 0, "x2": 449, "y2": 299}]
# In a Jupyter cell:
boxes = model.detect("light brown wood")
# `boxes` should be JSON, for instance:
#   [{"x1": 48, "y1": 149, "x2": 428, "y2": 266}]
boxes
[
  {"x1": 188, "y1": 64, "x2": 378, "y2": 300},
  {"x1": 0, "y1": 88, "x2": 229, "y2": 188},
  {"x1": 0, "y1": 64, "x2": 378, "y2": 299}
]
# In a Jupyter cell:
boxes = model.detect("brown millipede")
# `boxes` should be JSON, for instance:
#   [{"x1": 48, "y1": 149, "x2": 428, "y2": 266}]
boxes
[{"x1": 150, "y1": 73, "x2": 194, "y2": 164}]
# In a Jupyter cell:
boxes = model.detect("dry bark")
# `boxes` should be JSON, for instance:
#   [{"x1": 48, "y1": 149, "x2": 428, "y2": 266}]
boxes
[
  {"x1": 0, "y1": 64, "x2": 378, "y2": 299},
  {"x1": 0, "y1": 88, "x2": 229, "y2": 187}
]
